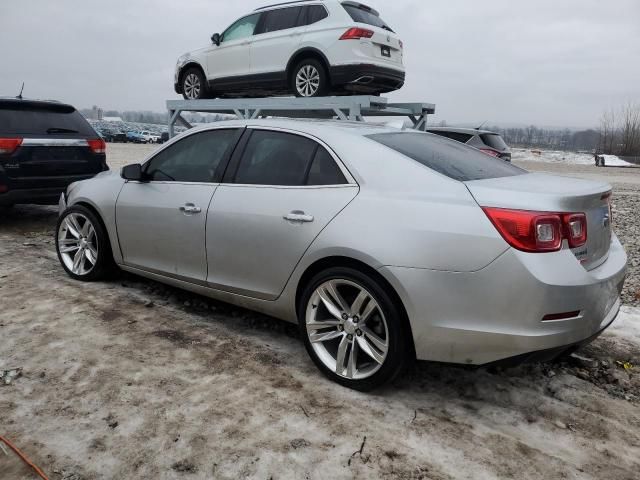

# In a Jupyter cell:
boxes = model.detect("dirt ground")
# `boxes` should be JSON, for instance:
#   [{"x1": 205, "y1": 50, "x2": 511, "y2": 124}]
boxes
[{"x1": 1, "y1": 144, "x2": 640, "y2": 480}]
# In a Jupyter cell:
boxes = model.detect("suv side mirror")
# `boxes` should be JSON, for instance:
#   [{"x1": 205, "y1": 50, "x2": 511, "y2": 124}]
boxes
[
  {"x1": 211, "y1": 33, "x2": 221, "y2": 46},
  {"x1": 121, "y1": 163, "x2": 145, "y2": 182}
]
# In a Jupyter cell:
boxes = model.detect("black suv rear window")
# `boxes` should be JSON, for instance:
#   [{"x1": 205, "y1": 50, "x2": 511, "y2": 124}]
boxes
[
  {"x1": 480, "y1": 133, "x2": 508, "y2": 150},
  {"x1": 367, "y1": 132, "x2": 524, "y2": 181},
  {"x1": 0, "y1": 102, "x2": 96, "y2": 136},
  {"x1": 342, "y1": 3, "x2": 393, "y2": 31}
]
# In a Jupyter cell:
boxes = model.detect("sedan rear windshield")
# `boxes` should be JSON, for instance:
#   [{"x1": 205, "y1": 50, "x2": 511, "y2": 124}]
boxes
[
  {"x1": 0, "y1": 104, "x2": 96, "y2": 136},
  {"x1": 342, "y1": 3, "x2": 394, "y2": 32},
  {"x1": 367, "y1": 132, "x2": 525, "y2": 181},
  {"x1": 480, "y1": 133, "x2": 508, "y2": 150}
]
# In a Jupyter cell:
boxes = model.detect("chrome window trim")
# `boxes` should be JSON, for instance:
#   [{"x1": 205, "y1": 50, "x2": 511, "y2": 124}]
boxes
[{"x1": 22, "y1": 138, "x2": 90, "y2": 147}]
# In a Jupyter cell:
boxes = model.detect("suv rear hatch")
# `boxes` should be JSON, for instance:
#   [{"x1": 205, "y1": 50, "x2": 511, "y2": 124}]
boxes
[
  {"x1": 341, "y1": 1, "x2": 403, "y2": 67},
  {"x1": 465, "y1": 173, "x2": 612, "y2": 270},
  {"x1": 0, "y1": 100, "x2": 107, "y2": 190}
]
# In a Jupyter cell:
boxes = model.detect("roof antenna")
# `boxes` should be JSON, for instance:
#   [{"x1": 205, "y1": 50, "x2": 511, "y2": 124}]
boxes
[
  {"x1": 16, "y1": 82, "x2": 25, "y2": 100},
  {"x1": 476, "y1": 120, "x2": 487, "y2": 130}
]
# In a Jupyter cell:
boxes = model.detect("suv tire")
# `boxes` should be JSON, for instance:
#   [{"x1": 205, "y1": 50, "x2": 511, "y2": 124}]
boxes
[
  {"x1": 181, "y1": 67, "x2": 208, "y2": 100},
  {"x1": 291, "y1": 59, "x2": 328, "y2": 98}
]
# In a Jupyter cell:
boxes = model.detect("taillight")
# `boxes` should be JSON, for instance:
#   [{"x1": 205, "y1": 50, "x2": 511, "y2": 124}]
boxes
[
  {"x1": 399, "y1": 40, "x2": 404, "y2": 49},
  {"x1": 479, "y1": 148, "x2": 500, "y2": 158},
  {"x1": 87, "y1": 138, "x2": 106, "y2": 154},
  {"x1": 483, "y1": 208, "x2": 588, "y2": 253},
  {"x1": 340, "y1": 27, "x2": 374, "y2": 40},
  {"x1": 0, "y1": 138, "x2": 23, "y2": 155}
]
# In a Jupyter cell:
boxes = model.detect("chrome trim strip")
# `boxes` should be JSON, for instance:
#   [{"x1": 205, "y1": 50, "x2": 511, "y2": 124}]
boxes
[{"x1": 21, "y1": 138, "x2": 89, "y2": 147}]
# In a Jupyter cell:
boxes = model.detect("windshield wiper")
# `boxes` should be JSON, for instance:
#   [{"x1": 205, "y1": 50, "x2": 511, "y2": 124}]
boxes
[{"x1": 47, "y1": 127, "x2": 79, "y2": 134}]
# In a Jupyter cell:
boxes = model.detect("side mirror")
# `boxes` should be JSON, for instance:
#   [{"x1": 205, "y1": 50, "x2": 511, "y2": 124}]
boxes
[
  {"x1": 121, "y1": 163, "x2": 145, "y2": 182},
  {"x1": 211, "y1": 33, "x2": 221, "y2": 46}
]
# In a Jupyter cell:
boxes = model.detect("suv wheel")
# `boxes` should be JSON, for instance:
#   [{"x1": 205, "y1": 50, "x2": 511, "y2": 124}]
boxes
[
  {"x1": 298, "y1": 267, "x2": 408, "y2": 391},
  {"x1": 292, "y1": 59, "x2": 328, "y2": 98},
  {"x1": 56, "y1": 205, "x2": 115, "y2": 281},
  {"x1": 182, "y1": 68, "x2": 207, "y2": 100}
]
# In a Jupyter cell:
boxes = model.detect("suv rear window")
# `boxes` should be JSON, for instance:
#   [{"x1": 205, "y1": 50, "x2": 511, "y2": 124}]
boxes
[
  {"x1": 480, "y1": 133, "x2": 508, "y2": 150},
  {"x1": 342, "y1": 3, "x2": 394, "y2": 31},
  {"x1": 0, "y1": 102, "x2": 95, "y2": 136},
  {"x1": 367, "y1": 132, "x2": 524, "y2": 181}
]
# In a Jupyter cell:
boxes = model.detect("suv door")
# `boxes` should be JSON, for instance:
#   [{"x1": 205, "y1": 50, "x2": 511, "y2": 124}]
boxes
[
  {"x1": 206, "y1": 128, "x2": 359, "y2": 300},
  {"x1": 250, "y1": 6, "x2": 306, "y2": 79},
  {"x1": 205, "y1": 13, "x2": 261, "y2": 82},
  {"x1": 116, "y1": 129, "x2": 241, "y2": 283}
]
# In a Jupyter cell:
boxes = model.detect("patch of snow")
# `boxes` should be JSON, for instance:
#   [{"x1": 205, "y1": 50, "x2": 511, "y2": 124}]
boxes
[
  {"x1": 513, "y1": 148, "x2": 635, "y2": 167},
  {"x1": 607, "y1": 306, "x2": 640, "y2": 344}
]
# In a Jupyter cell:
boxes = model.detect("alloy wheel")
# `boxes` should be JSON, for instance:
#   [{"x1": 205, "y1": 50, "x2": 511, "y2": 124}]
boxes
[
  {"x1": 295, "y1": 65, "x2": 321, "y2": 97},
  {"x1": 305, "y1": 279, "x2": 389, "y2": 380},
  {"x1": 184, "y1": 73, "x2": 201, "y2": 99},
  {"x1": 58, "y1": 213, "x2": 99, "y2": 276}
]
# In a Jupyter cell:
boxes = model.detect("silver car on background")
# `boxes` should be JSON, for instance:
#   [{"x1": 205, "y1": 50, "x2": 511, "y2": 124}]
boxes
[{"x1": 56, "y1": 119, "x2": 627, "y2": 390}]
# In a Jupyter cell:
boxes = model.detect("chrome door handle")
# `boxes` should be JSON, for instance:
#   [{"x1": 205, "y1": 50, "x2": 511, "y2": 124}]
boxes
[
  {"x1": 180, "y1": 204, "x2": 201, "y2": 214},
  {"x1": 284, "y1": 211, "x2": 314, "y2": 223}
]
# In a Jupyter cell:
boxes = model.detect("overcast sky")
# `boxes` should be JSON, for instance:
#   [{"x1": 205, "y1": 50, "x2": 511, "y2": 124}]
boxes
[{"x1": 1, "y1": 0, "x2": 639, "y2": 128}]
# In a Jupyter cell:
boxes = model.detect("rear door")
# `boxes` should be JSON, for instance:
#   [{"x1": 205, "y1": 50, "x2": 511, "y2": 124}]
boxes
[
  {"x1": 116, "y1": 128, "x2": 241, "y2": 283},
  {"x1": 0, "y1": 101, "x2": 105, "y2": 190},
  {"x1": 206, "y1": 128, "x2": 358, "y2": 300},
  {"x1": 250, "y1": 6, "x2": 305, "y2": 78}
]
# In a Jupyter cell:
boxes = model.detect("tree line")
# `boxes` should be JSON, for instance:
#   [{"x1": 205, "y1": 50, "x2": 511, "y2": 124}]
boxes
[{"x1": 598, "y1": 102, "x2": 640, "y2": 156}]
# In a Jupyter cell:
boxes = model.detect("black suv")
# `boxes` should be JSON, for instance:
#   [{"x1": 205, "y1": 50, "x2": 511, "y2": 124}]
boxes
[
  {"x1": 0, "y1": 99, "x2": 108, "y2": 206},
  {"x1": 426, "y1": 127, "x2": 512, "y2": 162}
]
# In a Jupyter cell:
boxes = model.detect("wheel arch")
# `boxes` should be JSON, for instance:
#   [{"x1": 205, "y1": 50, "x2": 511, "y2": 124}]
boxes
[
  {"x1": 71, "y1": 200, "x2": 116, "y2": 258},
  {"x1": 295, "y1": 255, "x2": 416, "y2": 360},
  {"x1": 286, "y1": 48, "x2": 331, "y2": 85}
]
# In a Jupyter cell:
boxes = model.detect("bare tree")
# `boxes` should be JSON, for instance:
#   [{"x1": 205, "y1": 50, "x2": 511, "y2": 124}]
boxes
[
  {"x1": 599, "y1": 107, "x2": 616, "y2": 154},
  {"x1": 620, "y1": 102, "x2": 640, "y2": 155}
]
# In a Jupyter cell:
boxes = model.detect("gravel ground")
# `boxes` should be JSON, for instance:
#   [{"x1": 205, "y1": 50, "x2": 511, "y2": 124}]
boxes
[{"x1": 1, "y1": 144, "x2": 639, "y2": 479}]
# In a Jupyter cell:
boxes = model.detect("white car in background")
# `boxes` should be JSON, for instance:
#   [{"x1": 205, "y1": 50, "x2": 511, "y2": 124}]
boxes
[
  {"x1": 174, "y1": 0, "x2": 405, "y2": 99},
  {"x1": 139, "y1": 131, "x2": 160, "y2": 144}
]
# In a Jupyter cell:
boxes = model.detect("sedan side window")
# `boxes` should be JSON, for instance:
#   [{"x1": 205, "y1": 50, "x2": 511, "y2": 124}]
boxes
[
  {"x1": 222, "y1": 14, "x2": 261, "y2": 42},
  {"x1": 234, "y1": 130, "x2": 318, "y2": 186},
  {"x1": 145, "y1": 129, "x2": 239, "y2": 183},
  {"x1": 307, "y1": 147, "x2": 347, "y2": 185}
]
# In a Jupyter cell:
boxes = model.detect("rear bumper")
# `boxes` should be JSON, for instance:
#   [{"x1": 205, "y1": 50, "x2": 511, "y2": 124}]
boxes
[
  {"x1": 329, "y1": 64, "x2": 405, "y2": 93},
  {"x1": 381, "y1": 234, "x2": 627, "y2": 364},
  {"x1": 0, "y1": 174, "x2": 98, "y2": 206}
]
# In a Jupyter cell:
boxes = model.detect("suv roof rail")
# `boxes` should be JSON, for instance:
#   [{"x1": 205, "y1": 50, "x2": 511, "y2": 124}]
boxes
[{"x1": 254, "y1": 0, "x2": 319, "y2": 11}]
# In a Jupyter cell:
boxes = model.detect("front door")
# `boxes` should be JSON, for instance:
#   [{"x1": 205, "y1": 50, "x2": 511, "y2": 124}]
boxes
[
  {"x1": 206, "y1": 13, "x2": 261, "y2": 82},
  {"x1": 206, "y1": 128, "x2": 358, "y2": 300},
  {"x1": 116, "y1": 128, "x2": 241, "y2": 283}
]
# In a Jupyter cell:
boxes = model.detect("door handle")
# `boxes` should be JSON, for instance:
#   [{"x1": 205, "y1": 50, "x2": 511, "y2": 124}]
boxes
[
  {"x1": 180, "y1": 203, "x2": 201, "y2": 215},
  {"x1": 284, "y1": 211, "x2": 314, "y2": 223}
]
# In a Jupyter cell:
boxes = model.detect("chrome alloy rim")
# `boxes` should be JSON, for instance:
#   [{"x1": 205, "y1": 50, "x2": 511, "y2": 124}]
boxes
[
  {"x1": 184, "y1": 73, "x2": 201, "y2": 99},
  {"x1": 306, "y1": 279, "x2": 389, "y2": 380},
  {"x1": 58, "y1": 213, "x2": 98, "y2": 276},
  {"x1": 296, "y1": 65, "x2": 320, "y2": 97}
]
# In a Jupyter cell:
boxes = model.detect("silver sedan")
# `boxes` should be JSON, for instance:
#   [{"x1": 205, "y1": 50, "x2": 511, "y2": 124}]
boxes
[{"x1": 56, "y1": 119, "x2": 627, "y2": 390}]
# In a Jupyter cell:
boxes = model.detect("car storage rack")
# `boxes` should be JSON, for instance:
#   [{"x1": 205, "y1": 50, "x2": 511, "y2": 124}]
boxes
[{"x1": 166, "y1": 96, "x2": 436, "y2": 138}]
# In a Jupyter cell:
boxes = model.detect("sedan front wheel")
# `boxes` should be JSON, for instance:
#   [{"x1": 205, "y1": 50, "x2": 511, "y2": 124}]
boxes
[
  {"x1": 56, "y1": 205, "x2": 114, "y2": 281},
  {"x1": 299, "y1": 267, "x2": 409, "y2": 391}
]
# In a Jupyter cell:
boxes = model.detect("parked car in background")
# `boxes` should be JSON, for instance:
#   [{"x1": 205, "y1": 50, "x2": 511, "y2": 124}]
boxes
[
  {"x1": 175, "y1": 0, "x2": 405, "y2": 99},
  {"x1": 126, "y1": 131, "x2": 147, "y2": 144},
  {"x1": 426, "y1": 127, "x2": 512, "y2": 161},
  {"x1": 0, "y1": 98, "x2": 108, "y2": 207},
  {"x1": 56, "y1": 119, "x2": 625, "y2": 391},
  {"x1": 139, "y1": 131, "x2": 161, "y2": 143}
]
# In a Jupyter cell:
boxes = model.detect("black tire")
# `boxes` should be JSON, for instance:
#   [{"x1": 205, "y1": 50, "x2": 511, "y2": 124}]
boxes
[
  {"x1": 291, "y1": 59, "x2": 329, "y2": 98},
  {"x1": 56, "y1": 205, "x2": 115, "y2": 282},
  {"x1": 298, "y1": 266, "x2": 409, "y2": 391},
  {"x1": 181, "y1": 67, "x2": 208, "y2": 100}
]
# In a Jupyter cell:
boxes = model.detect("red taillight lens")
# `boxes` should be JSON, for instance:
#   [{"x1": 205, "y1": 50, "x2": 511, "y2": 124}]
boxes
[
  {"x1": 87, "y1": 138, "x2": 106, "y2": 154},
  {"x1": 483, "y1": 208, "x2": 589, "y2": 253},
  {"x1": 399, "y1": 40, "x2": 404, "y2": 49},
  {"x1": 0, "y1": 138, "x2": 23, "y2": 155},
  {"x1": 340, "y1": 27, "x2": 374, "y2": 40},
  {"x1": 479, "y1": 148, "x2": 500, "y2": 158}
]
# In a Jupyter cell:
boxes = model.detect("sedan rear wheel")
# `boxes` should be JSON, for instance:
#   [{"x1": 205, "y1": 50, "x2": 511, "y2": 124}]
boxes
[
  {"x1": 56, "y1": 205, "x2": 114, "y2": 281},
  {"x1": 299, "y1": 267, "x2": 408, "y2": 391}
]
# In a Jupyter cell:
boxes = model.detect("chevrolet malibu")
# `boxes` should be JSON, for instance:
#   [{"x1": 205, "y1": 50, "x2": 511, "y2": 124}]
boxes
[{"x1": 56, "y1": 120, "x2": 627, "y2": 391}]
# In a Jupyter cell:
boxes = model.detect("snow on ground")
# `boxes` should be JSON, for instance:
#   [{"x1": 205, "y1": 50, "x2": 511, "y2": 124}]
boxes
[{"x1": 512, "y1": 148, "x2": 635, "y2": 167}]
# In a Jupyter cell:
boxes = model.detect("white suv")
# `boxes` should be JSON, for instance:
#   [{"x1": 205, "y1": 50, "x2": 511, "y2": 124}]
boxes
[{"x1": 174, "y1": 1, "x2": 405, "y2": 99}]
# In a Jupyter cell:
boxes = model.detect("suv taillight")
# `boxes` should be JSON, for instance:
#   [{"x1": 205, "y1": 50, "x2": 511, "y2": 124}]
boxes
[
  {"x1": 87, "y1": 138, "x2": 106, "y2": 154},
  {"x1": 0, "y1": 138, "x2": 23, "y2": 155},
  {"x1": 483, "y1": 208, "x2": 588, "y2": 253},
  {"x1": 479, "y1": 148, "x2": 500, "y2": 158},
  {"x1": 340, "y1": 27, "x2": 374, "y2": 40}
]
